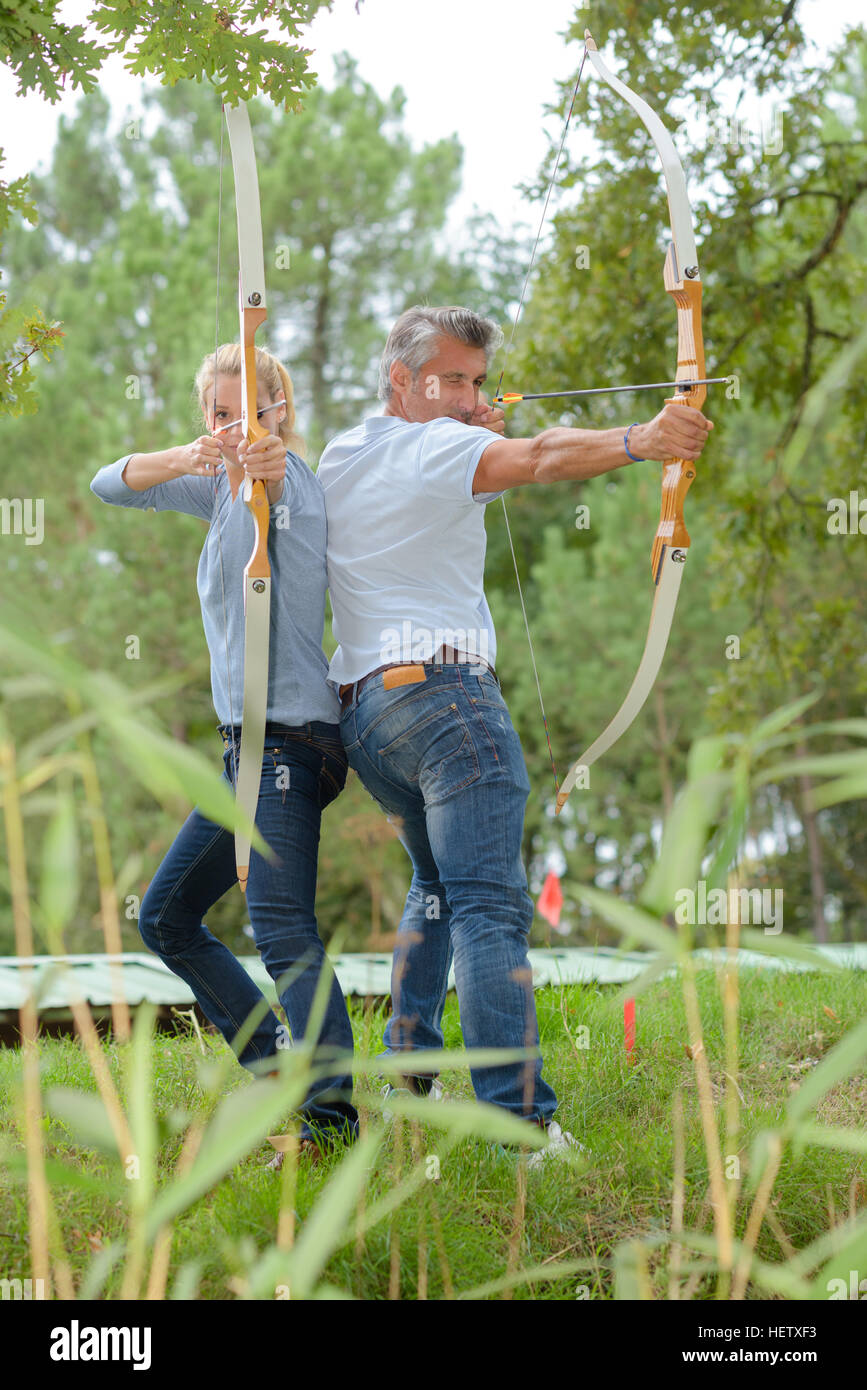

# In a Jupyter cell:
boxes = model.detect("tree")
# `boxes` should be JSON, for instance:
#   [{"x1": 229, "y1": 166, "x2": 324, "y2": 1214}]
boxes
[{"x1": 0, "y1": 0, "x2": 332, "y2": 414}]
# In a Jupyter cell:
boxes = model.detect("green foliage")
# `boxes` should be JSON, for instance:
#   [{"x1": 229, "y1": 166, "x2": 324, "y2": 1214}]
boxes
[
  {"x1": 478, "y1": 6, "x2": 867, "y2": 930},
  {"x1": 2, "y1": 2, "x2": 867, "y2": 943},
  {"x1": 0, "y1": 297, "x2": 64, "y2": 415},
  {"x1": 0, "y1": 149, "x2": 64, "y2": 414},
  {"x1": 0, "y1": 1, "x2": 332, "y2": 107},
  {"x1": 0, "y1": 968, "x2": 863, "y2": 1299},
  {"x1": 0, "y1": 613, "x2": 254, "y2": 958},
  {"x1": 0, "y1": 2, "x2": 111, "y2": 102},
  {"x1": 0, "y1": 152, "x2": 37, "y2": 240},
  {"x1": 0, "y1": 2, "x2": 333, "y2": 416},
  {"x1": 0, "y1": 70, "x2": 514, "y2": 949},
  {"x1": 2, "y1": 667, "x2": 865, "y2": 1298}
]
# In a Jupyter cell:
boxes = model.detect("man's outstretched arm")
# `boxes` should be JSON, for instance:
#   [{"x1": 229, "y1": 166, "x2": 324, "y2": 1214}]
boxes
[{"x1": 471, "y1": 402, "x2": 713, "y2": 495}]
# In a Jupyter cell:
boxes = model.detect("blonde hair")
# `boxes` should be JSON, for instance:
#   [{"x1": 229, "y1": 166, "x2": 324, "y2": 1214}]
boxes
[{"x1": 195, "y1": 343, "x2": 305, "y2": 457}]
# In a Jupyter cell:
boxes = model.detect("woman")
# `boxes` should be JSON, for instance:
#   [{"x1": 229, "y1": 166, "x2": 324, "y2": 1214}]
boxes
[{"x1": 91, "y1": 344, "x2": 357, "y2": 1160}]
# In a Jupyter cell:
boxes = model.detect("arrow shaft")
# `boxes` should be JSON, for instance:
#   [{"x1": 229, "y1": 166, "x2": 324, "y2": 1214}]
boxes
[
  {"x1": 495, "y1": 377, "x2": 726, "y2": 405},
  {"x1": 212, "y1": 401, "x2": 283, "y2": 435}
]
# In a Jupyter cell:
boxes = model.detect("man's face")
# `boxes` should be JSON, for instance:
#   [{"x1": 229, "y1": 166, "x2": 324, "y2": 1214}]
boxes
[{"x1": 388, "y1": 336, "x2": 488, "y2": 424}]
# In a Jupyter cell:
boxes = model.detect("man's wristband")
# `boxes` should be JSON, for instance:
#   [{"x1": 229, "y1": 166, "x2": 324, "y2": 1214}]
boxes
[{"x1": 623, "y1": 423, "x2": 646, "y2": 462}]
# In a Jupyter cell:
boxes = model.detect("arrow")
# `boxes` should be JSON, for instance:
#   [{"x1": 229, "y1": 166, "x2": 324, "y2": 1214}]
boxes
[{"x1": 494, "y1": 377, "x2": 728, "y2": 405}]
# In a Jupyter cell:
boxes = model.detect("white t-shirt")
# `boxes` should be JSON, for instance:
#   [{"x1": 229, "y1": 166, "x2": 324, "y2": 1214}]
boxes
[{"x1": 317, "y1": 415, "x2": 501, "y2": 687}]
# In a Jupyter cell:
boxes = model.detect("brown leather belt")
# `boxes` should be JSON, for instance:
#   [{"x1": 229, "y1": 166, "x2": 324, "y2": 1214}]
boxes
[{"x1": 339, "y1": 646, "x2": 495, "y2": 710}]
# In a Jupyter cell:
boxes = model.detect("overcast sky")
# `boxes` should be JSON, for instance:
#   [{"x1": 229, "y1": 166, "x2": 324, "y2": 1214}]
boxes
[{"x1": 1, "y1": 0, "x2": 861, "y2": 243}]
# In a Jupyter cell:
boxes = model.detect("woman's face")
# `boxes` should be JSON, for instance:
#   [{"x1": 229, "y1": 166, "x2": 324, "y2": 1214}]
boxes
[{"x1": 206, "y1": 376, "x2": 285, "y2": 465}]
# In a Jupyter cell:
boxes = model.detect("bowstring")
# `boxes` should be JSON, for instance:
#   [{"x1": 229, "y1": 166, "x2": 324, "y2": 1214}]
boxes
[
  {"x1": 212, "y1": 107, "x2": 240, "y2": 790},
  {"x1": 494, "y1": 48, "x2": 590, "y2": 799}
]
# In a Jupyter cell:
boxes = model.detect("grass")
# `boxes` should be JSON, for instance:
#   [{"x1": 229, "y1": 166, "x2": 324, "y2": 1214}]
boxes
[{"x1": 1, "y1": 968, "x2": 865, "y2": 1300}]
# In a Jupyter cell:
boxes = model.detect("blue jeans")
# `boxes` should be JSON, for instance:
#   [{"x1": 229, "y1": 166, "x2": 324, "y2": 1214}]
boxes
[
  {"x1": 139, "y1": 722, "x2": 357, "y2": 1144},
  {"x1": 340, "y1": 663, "x2": 557, "y2": 1122}
]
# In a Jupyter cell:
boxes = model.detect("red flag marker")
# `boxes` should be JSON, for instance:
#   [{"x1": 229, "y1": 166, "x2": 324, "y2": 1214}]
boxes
[
  {"x1": 537, "y1": 870, "x2": 564, "y2": 931},
  {"x1": 624, "y1": 996, "x2": 636, "y2": 1062}
]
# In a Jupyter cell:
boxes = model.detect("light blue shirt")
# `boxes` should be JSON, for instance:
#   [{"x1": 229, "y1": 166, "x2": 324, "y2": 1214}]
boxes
[
  {"x1": 317, "y1": 415, "x2": 500, "y2": 686},
  {"x1": 90, "y1": 454, "x2": 340, "y2": 726}
]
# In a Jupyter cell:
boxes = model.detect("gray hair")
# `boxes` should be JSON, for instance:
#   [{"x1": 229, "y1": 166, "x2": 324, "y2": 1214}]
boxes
[{"x1": 377, "y1": 305, "x2": 504, "y2": 402}]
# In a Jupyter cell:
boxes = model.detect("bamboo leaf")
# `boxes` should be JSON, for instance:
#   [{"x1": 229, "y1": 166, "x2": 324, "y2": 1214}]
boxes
[
  {"x1": 351, "y1": 1047, "x2": 537, "y2": 1077},
  {"x1": 39, "y1": 791, "x2": 80, "y2": 939},
  {"x1": 44, "y1": 1087, "x2": 120, "y2": 1156},
  {"x1": 806, "y1": 773, "x2": 867, "y2": 811},
  {"x1": 170, "y1": 1260, "x2": 204, "y2": 1301},
  {"x1": 671, "y1": 1229, "x2": 814, "y2": 1298},
  {"x1": 785, "y1": 1016, "x2": 867, "y2": 1127},
  {"x1": 572, "y1": 884, "x2": 685, "y2": 958},
  {"x1": 757, "y1": 752, "x2": 867, "y2": 783},
  {"x1": 364, "y1": 1095, "x2": 549, "y2": 1148},
  {"x1": 642, "y1": 773, "x2": 730, "y2": 915},
  {"x1": 126, "y1": 1003, "x2": 158, "y2": 1205},
  {"x1": 735, "y1": 928, "x2": 843, "y2": 972},
  {"x1": 784, "y1": 1207, "x2": 867, "y2": 1277},
  {"x1": 78, "y1": 1241, "x2": 126, "y2": 1300},
  {"x1": 283, "y1": 1131, "x2": 384, "y2": 1298},
  {"x1": 749, "y1": 691, "x2": 822, "y2": 745},
  {"x1": 458, "y1": 1258, "x2": 593, "y2": 1299},
  {"x1": 793, "y1": 1122, "x2": 867, "y2": 1156},
  {"x1": 614, "y1": 1238, "x2": 652, "y2": 1299},
  {"x1": 608, "y1": 951, "x2": 672, "y2": 1007},
  {"x1": 814, "y1": 1225, "x2": 867, "y2": 1301},
  {"x1": 144, "y1": 1070, "x2": 311, "y2": 1238}
]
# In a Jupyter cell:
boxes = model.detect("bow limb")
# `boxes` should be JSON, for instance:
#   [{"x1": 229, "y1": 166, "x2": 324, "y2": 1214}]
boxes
[
  {"x1": 224, "y1": 102, "x2": 271, "y2": 890},
  {"x1": 555, "y1": 32, "x2": 707, "y2": 815}
]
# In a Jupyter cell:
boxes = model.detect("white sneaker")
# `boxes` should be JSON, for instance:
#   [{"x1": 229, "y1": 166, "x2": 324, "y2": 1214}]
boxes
[
  {"x1": 527, "y1": 1120, "x2": 590, "y2": 1169},
  {"x1": 380, "y1": 1078, "x2": 444, "y2": 1118}
]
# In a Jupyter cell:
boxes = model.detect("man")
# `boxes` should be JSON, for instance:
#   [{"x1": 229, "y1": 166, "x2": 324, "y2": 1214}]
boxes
[{"x1": 318, "y1": 305, "x2": 712, "y2": 1158}]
